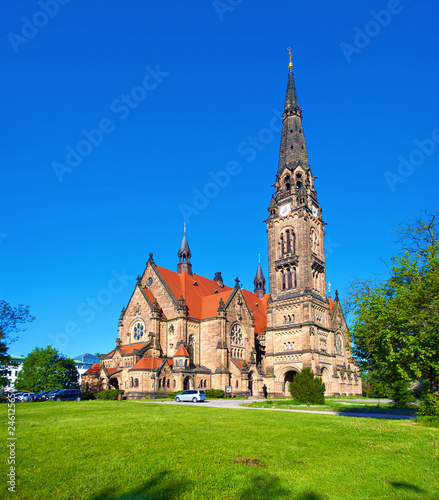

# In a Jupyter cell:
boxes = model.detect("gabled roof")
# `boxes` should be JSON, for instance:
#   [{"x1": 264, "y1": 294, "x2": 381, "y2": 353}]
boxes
[
  {"x1": 328, "y1": 298, "x2": 334, "y2": 311},
  {"x1": 83, "y1": 363, "x2": 100, "y2": 375},
  {"x1": 174, "y1": 344, "x2": 189, "y2": 357},
  {"x1": 104, "y1": 342, "x2": 149, "y2": 358},
  {"x1": 155, "y1": 265, "x2": 267, "y2": 333},
  {"x1": 131, "y1": 357, "x2": 173, "y2": 371}
]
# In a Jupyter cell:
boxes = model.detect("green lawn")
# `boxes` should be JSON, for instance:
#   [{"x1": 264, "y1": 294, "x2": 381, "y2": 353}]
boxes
[{"x1": 1, "y1": 401, "x2": 438, "y2": 499}]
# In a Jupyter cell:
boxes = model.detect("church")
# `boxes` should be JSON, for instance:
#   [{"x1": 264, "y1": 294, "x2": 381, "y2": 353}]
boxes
[{"x1": 82, "y1": 54, "x2": 362, "y2": 398}]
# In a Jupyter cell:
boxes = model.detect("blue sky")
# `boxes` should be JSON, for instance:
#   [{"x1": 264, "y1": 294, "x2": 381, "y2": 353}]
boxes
[{"x1": 1, "y1": 0, "x2": 438, "y2": 359}]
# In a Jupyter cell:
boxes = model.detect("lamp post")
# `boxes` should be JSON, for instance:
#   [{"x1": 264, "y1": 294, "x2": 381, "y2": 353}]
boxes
[{"x1": 151, "y1": 372, "x2": 155, "y2": 400}]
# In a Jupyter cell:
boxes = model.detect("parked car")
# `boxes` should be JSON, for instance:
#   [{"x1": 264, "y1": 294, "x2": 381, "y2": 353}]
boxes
[
  {"x1": 32, "y1": 391, "x2": 51, "y2": 402},
  {"x1": 53, "y1": 389, "x2": 82, "y2": 401},
  {"x1": 174, "y1": 390, "x2": 206, "y2": 403},
  {"x1": 22, "y1": 393, "x2": 37, "y2": 402},
  {"x1": 45, "y1": 390, "x2": 62, "y2": 401}
]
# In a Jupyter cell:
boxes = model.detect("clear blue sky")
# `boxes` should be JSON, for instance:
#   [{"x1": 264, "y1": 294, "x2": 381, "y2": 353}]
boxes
[{"x1": 1, "y1": 1, "x2": 438, "y2": 358}]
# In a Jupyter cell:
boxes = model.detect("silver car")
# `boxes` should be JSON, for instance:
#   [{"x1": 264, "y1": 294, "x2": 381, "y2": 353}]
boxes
[{"x1": 174, "y1": 390, "x2": 206, "y2": 403}]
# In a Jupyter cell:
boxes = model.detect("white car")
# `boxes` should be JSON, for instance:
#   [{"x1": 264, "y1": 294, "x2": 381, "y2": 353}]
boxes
[{"x1": 174, "y1": 390, "x2": 206, "y2": 403}]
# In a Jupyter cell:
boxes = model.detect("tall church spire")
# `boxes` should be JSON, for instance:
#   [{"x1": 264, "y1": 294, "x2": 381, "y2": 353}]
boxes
[
  {"x1": 277, "y1": 49, "x2": 309, "y2": 177},
  {"x1": 254, "y1": 255, "x2": 266, "y2": 299},
  {"x1": 177, "y1": 223, "x2": 193, "y2": 275}
]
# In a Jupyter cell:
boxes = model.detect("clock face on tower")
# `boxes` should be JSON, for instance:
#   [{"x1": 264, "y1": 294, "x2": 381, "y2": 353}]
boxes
[{"x1": 279, "y1": 203, "x2": 291, "y2": 217}]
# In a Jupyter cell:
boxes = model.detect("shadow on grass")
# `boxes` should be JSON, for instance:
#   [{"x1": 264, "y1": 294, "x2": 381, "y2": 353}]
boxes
[
  {"x1": 333, "y1": 405, "x2": 416, "y2": 417},
  {"x1": 236, "y1": 473, "x2": 323, "y2": 500},
  {"x1": 89, "y1": 470, "x2": 192, "y2": 500},
  {"x1": 388, "y1": 481, "x2": 426, "y2": 494}
]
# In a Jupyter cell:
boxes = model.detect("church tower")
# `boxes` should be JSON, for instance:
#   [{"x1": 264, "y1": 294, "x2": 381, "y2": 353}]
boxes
[{"x1": 263, "y1": 51, "x2": 332, "y2": 394}]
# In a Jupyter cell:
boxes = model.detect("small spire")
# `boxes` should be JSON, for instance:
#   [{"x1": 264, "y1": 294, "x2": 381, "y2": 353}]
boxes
[
  {"x1": 177, "y1": 224, "x2": 192, "y2": 275},
  {"x1": 254, "y1": 257, "x2": 266, "y2": 299}
]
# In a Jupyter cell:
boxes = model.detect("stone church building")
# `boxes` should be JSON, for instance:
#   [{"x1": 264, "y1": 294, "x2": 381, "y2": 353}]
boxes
[{"x1": 82, "y1": 56, "x2": 362, "y2": 398}]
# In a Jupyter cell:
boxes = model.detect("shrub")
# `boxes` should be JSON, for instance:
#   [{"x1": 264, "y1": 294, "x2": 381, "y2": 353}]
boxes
[
  {"x1": 416, "y1": 416, "x2": 439, "y2": 428},
  {"x1": 81, "y1": 391, "x2": 96, "y2": 401},
  {"x1": 167, "y1": 392, "x2": 179, "y2": 399},
  {"x1": 205, "y1": 389, "x2": 225, "y2": 399},
  {"x1": 418, "y1": 393, "x2": 439, "y2": 417},
  {"x1": 95, "y1": 389, "x2": 124, "y2": 400},
  {"x1": 288, "y1": 368, "x2": 325, "y2": 404}
]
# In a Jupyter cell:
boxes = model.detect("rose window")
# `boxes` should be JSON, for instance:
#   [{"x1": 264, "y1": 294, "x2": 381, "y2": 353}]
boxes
[
  {"x1": 133, "y1": 322, "x2": 144, "y2": 341},
  {"x1": 231, "y1": 324, "x2": 243, "y2": 346}
]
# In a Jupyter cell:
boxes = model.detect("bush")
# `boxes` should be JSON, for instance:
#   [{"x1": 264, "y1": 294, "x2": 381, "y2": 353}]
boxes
[
  {"x1": 289, "y1": 368, "x2": 325, "y2": 404},
  {"x1": 167, "y1": 392, "x2": 179, "y2": 399},
  {"x1": 205, "y1": 389, "x2": 225, "y2": 399},
  {"x1": 81, "y1": 391, "x2": 96, "y2": 400},
  {"x1": 95, "y1": 389, "x2": 124, "y2": 400},
  {"x1": 416, "y1": 416, "x2": 439, "y2": 428},
  {"x1": 418, "y1": 393, "x2": 439, "y2": 417}
]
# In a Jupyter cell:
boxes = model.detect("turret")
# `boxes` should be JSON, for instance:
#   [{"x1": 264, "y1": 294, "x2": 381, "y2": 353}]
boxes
[
  {"x1": 177, "y1": 223, "x2": 193, "y2": 275},
  {"x1": 254, "y1": 256, "x2": 266, "y2": 299}
]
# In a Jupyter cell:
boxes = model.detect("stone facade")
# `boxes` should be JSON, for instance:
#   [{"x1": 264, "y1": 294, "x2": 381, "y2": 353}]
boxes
[{"x1": 82, "y1": 58, "x2": 362, "y2": 398}]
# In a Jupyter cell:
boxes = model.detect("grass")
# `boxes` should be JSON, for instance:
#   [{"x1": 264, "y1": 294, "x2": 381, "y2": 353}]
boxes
[
  {"x1": 1, "y1": 400, "x2": 438, "y2": 499},
  {"x1": 243, "y1": 399, "x2": 417, "y2": 416}
]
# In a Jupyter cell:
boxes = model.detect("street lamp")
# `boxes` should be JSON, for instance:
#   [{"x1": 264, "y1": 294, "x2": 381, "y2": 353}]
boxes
[{"x1": 151, "y1": 372, "x2": 155, "y2": 399}]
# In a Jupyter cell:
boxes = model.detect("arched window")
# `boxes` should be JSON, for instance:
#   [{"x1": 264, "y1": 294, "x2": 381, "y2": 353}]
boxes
[
  {"x1": 296, "y1": 172, "x2": 302, "y2": 189},
  {"x1": 236, "y1": 380, "x2": 239, "y2": 388},
  {"x1": 134, "y1": 378, "x2": 139, "y2": 388},
  {"x1": 179, "y1": 359, "x2": 183, "y2": 367},
  {"x1": 282, "y1": 271, "x2": 286, "y2": 290},
  {"x1": 173, "y1": 380, "x2": 176, "y2": 388},
  {"x1": 167, "y1": 379, "x2": 170, "y2": 388},
  {"x1": 158, "y1": 379, "x2": 162, "y2": 388},
  {"x1": 284, "y1": 175, "x2": 290, "y2": 191},
  {"x1": 335, "y1": 333, "x2": 343, "y2": 355},
  {"x1": 204, "y1": 380, "x2": 207, "y2": 388},
  {"x1": 130, "y1": 377, "x2": 133, "y2": 388}
]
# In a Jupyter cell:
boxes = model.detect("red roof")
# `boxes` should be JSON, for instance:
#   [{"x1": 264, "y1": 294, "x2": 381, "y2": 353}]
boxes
[
  {"x1": 329, "y1": 298, "x2": 334, "y2": 311},
  {"x1": 106, "y1": 368, "x2": 118, "y2": 375},
  {"x1": 155, "y1": 266, "x2": 267, "y2": 333},
  {"x1": 131, "y1": 357, "x2": 173, "y2": 370},
  {"x1": 232, "y1": 359, "x2": 244, "y2": 370},
  {"x1": 83, "y1": 363, "x2": 100, "y2": 375},
  {"x1": 174, "y1": 344, "x2": 189, "y2": 357},
  {"x1": 104, "y1": 342, "x2": 149, "y2": 358}
]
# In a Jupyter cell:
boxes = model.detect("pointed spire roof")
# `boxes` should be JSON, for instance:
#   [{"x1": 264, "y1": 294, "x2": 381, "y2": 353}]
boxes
[
  {"x1": 178, "y1": 223, "x2": 191, "y2": 258},
  {"x1": 278, "y1": 50, "x2": 309, "y2": 175},
  {"x1": 174, "y1": 344, "x2": 189, "y2": 357},
  {"x1": 254, "y1": 256, "x2": 265, "y2": 284}
]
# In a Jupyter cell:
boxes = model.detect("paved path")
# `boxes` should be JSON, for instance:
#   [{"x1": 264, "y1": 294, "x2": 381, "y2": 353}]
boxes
[{"x1": 131, "y1": 398, "x2": 414, "y2": 420}]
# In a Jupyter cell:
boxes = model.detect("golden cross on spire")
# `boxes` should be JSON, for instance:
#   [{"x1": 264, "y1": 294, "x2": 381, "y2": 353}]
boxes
[{"x1": 287, "y1": 47, "x2": 294, "y2": 69}]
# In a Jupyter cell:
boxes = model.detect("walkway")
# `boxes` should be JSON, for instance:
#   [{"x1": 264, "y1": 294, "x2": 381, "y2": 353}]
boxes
[{"x1": 132, "y1": 398, "x2": 414, "y2": 420}]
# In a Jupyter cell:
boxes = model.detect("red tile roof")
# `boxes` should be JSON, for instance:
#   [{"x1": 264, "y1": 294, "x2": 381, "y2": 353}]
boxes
[
  {"x1": 174, "y1": 344, "x2": 189, "y2": 357},
  {"x1": 83, "y1": 363, "x2": 100, "y2": 375},
  {"x1": 131, "y1": 357, "x2": 173, "y2": 370},
  {"x1": 329, "y1": 298, "x2": 334, "y2": 311},
  {"x1": 104, "y1": 342, "x2": 149, "y2": 358},
  {"x1": 232, "y1": 359, "x2": 244, "y2": 370},
  {"x1": 106, "y1": 368, "x2": 118, "y2": 375},
  {"x1": 155, "y1": 266, "x2": 267, "y2": 333}
]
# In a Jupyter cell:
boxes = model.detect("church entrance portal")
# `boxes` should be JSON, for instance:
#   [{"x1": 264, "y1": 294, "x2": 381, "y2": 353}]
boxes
[
  {"x1": 283, "y1": 370, "x2": 298, "y2": 395},
  {"x1": 110, "y1": 378, "x2": 119, "y2": 390},
  {"x1": 183, "y1": 377, "x2": 194, "y2": 390}
]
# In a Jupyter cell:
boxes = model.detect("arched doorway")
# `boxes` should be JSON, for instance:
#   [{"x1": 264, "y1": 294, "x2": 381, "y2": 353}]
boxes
[
  {"x1": 110, "y1": 378, "x2": 119, "y2": 390},
  {"x1": 321, "y1": 367, "x2": 330, "y2": 394},
  {"x1": 183, "y1": 376, "x2": 194, "y2": 390},
  {"x1": 283, "y1": 370, "x2": 298, "y2": 395}
]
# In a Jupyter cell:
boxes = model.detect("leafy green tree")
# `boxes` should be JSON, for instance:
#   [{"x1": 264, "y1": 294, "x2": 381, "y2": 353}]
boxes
[
  {"x1": 15, "y1": 346, "x2": 79, "y2": 392},
  {"x1": 347, "y1": 212, "x2": 439, "y2": 396},
  {"x1": 0, "y1": 300, "x2": 35, "y2": 389},
  {"x1": 289, "y1": 368, "x2": 325, "y2": 404}
]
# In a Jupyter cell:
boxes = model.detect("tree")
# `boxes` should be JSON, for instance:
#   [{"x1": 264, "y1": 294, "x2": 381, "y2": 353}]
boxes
[
  {"x1": 0, "y1": 300, "x2": 35, "y2": 389},
  {"x1": 289, "y1": 368, "x2": 326, "y2": 404},
  {"x1": 347, "y1": 212, "x2": 439, "y2": 396},
  {"x1": 15, "y1": 346, "x2": 79, "y2": 392}
]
